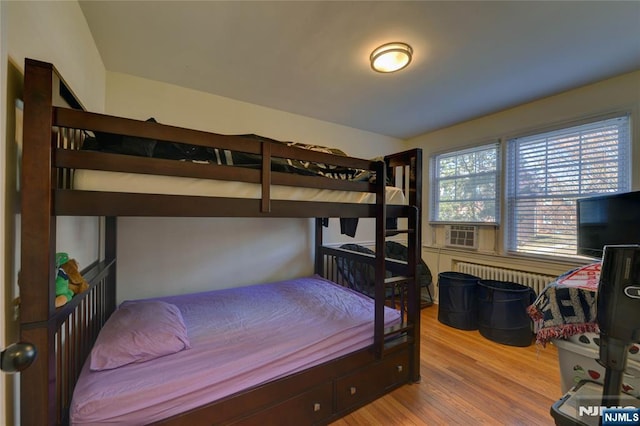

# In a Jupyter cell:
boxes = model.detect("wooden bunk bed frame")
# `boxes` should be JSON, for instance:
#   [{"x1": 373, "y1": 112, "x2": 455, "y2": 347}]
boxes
[{"x1": 19, "y1": 58, "x2": 423, "y2": 425}]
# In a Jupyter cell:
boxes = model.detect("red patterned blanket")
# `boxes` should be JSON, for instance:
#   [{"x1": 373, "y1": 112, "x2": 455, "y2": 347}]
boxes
[{"x1": 527, "y1": 263, "x2": 601, "y2": 346}]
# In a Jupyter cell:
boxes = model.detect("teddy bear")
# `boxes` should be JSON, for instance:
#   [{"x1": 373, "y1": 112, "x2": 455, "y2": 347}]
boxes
[
  {"x1": 55, "y1": 253, "x2": 89, "y2": 308},
  {"x1": 60, "y1": 258, "x2": 89, "y2": 295}
]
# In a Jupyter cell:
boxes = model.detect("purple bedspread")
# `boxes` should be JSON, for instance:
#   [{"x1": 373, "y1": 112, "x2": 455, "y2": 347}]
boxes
[{"x1": 70, "y1": 275, "x2": 400, "y2": 425}]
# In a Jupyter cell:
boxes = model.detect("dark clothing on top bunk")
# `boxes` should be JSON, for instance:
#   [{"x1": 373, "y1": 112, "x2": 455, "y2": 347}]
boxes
[{"x1": 82, "y1": 120, "x2": 372, "y2": 181}]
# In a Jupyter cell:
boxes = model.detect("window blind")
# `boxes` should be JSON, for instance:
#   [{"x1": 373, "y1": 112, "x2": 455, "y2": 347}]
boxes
[
  {"x1": 506, "y1": 115, "x2": 631, "y2": 257},
  {"x1": 431, "y1": 142, "x2": 499, "y2": 223}
]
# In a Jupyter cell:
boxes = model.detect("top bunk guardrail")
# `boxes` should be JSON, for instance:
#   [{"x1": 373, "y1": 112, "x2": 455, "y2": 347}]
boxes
[{"x1": 24, "y1": 58, "x2": 421, "y2": 218}]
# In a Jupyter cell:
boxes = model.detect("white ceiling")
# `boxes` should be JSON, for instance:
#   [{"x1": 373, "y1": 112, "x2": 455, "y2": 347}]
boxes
[{"x1": 79, "y1": 1, "x2": 640, "y2": 140}]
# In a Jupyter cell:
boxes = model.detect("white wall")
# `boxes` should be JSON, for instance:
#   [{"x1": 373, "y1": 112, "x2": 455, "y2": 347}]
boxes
[
  {"x1": 6, "y1": 0, "x2": 106, "y2": 270},
  {"x1": 2, "y1": 2, "x2": 105, "y2": 425},
  {"x1": 408, "y1": 71, "x2": 640, "y2": 295},
  {"x1": 6, "y1": 1, "x2": 106, "y2": 113},
  {"x1": 105, "y1": 72, "x2": 404, "y2": 301},
  {"x1": 106, "y1": 71, "x2": 401, "y2": 160}
]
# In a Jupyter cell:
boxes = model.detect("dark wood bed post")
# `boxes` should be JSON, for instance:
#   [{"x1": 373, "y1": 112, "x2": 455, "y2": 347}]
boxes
[
  {"x1": 19, "y1": 59, "x2": 119, "y2": 426},
  {"x1": 385, "y1": 149, "x2": 423, "y2": 382},
  {"x1": 409, "y1": 149, "x2": 423, "y2": 383},
  {"x1": 373, "y1": 160, "x2": 387, "y2": 358},
  {"x1": 314, "y1": 218, "x2": 324, "y2": 276},
  {"x1": 105, "y1": 216, "x2": 117, "y2": 316},
  {"x1": 20, "y1": 59, "x2": 57, "y2": 425}
]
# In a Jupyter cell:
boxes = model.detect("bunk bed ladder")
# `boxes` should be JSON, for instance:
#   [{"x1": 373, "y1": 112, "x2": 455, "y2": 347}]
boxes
[
  {"x1": 373, "y1": 156, "x2": 421, "y2": 359},
  {"x1": 378, "y1": 207, "x2": 420, "y2": 357}
]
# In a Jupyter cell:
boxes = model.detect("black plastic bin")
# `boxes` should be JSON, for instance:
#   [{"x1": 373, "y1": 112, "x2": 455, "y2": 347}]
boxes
[
  {"x1": 477, "y1": 280, "x2": 537, "y2": 347},
  {"x1": 437, "y1": 272, "x2": 480, "y2": 330}
]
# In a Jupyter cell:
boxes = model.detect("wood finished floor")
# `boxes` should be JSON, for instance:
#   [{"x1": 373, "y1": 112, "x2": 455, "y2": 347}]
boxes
[{"x1": 331, "y1": 305, "x2": 562, "y2": 426}]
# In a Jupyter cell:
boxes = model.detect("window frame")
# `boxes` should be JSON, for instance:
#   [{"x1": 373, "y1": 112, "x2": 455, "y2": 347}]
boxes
[
  {"x1": 504, "y1": 112, "x2": 632, "y2": 258},
  {"x1": 430, "y1": 141, "x2": 501, "y2": 225}
]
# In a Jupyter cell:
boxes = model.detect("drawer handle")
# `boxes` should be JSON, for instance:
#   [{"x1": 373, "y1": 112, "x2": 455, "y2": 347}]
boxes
[
  {"x1": 350, "y1": 386, "x2": 357, "y2": 395},
  {"x1": 313, "y1": 403, "x2": 321, "y2": 412},
  {"x1": 397, "y1": 365, "x2": 403, "y2": 373}
]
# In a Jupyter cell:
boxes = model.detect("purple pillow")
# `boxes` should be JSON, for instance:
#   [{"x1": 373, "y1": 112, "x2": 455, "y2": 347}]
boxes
[{"x1": 90, "y1": 301, "x2": 191, "y2": 371}]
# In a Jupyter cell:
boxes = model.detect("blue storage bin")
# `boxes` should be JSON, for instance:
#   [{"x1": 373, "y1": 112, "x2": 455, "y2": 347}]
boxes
[
  {"x1": 437, "y1": 272, "x2": 480, "y2": 330},
  {"x1": 477, "y1": 280, "x2": 537, "y2": 347}
]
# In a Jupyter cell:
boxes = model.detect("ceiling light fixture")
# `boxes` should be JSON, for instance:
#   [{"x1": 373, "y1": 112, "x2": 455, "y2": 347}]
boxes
[{"x1": 370, "y1": 42, "x2": 413, "y2": 73}]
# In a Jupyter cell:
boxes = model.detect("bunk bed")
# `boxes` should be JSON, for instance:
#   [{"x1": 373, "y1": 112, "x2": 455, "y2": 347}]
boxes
[{"x1": 19, "y1": 58, "x2": 423, "y2": 425}]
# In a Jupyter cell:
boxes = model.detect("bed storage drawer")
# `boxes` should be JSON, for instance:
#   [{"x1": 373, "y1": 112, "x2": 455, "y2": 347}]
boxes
[
  {"x1": 231, "y1": 381, "x2": 333, "y2": 425},
  {"x1": 335, "y1": 350, "x2": 410, "y2": 412}
]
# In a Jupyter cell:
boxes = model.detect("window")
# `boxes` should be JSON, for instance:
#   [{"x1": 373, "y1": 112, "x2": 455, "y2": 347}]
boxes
[
  {"x1": 431, "y1": 143, "x2": 499, "y2": 223},
  {"x1": 506, "y1": 114, "x2": 630, "y2": 257}
]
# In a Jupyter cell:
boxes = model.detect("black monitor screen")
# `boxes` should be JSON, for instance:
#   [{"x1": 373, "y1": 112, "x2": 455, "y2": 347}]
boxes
[{"x1": 577, "y1": 191, "x2": 640, "y2": 258}]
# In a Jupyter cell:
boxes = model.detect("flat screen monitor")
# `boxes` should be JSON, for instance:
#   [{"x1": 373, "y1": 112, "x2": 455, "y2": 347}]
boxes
[{"x1": 577, "y1": 191, "x2": 640, "y2": 258}]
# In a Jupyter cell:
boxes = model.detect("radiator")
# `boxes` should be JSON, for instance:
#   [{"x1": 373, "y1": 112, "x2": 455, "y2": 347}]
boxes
[{"x1": 454, "y1": 261, "x2": 556, "y2": 295}]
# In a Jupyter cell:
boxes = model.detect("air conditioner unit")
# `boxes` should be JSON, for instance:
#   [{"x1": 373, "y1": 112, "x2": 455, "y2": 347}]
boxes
[{"x1": 444, "y1": 225, "x2": 478, "y2": 250}]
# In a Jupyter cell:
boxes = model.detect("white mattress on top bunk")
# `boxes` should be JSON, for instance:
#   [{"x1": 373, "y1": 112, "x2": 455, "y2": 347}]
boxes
[
  {"x1": 70, "y1": 276, "x2": 401, "y2": 425},
  {"x1": 73, "y1": 169, "x2": 407, "y2": 204}
]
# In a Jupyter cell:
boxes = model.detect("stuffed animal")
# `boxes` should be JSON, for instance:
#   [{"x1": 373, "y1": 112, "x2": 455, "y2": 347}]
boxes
[
  {"x1": 55, "y1": 267, "x2": 74, "y2": 308},
  {"x1": 54, "y1": 252, "x2": 89, "y2": 308},
  {"x1": 60, "y1": 258, "x2": 89, "y2": 295}
]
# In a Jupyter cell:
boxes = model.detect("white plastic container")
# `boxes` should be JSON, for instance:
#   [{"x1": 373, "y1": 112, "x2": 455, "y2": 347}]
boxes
[
  {"x1": 566, "y1": 332, "x2": 640, "y2": 363},
  {"x1": 551, "y1": 380, "x2": 639, "y2": 426},
  {"x1": 554, "y1": 337, "x2": 640, "y2": 397}
]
